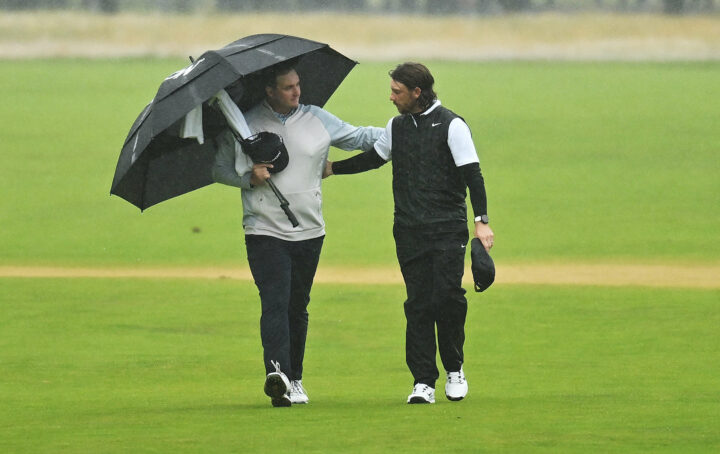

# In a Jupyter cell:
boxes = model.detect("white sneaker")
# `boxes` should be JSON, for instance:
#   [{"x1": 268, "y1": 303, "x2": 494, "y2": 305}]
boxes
[
  {"x1": 445, "y1": 367, "x2": 468, "y2": 401},
  {"x1": 407, "y1": 384, "x2": 435, "y2": 404},
  {"x1": 264, "y1": 360, "x2": 291, "y2": 407},
  {"x1": 289, "y1": 380, "x2": 309, "y2": 404}
]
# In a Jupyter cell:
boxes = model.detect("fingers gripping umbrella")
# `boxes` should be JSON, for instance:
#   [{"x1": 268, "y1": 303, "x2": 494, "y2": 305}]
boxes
[{"x1": 110, "y1": 34, "x2": 356, "y2": 211}]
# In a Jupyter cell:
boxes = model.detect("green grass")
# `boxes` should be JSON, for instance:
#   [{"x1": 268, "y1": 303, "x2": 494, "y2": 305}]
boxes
[
  {"x1": 1, "y1": 59, "x2": 719, "y2": 267},
  {"x1": 1, "y1": 59, "x2": 719, "y2": 452},
  {"x1": 1, "y1": 278, "x2": 718, "y2": 452}
]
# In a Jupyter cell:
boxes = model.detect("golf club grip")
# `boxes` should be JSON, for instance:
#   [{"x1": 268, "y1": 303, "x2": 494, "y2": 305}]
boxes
[{"x1": 281, "y1": 204, "x2": 300, "y2": 228}]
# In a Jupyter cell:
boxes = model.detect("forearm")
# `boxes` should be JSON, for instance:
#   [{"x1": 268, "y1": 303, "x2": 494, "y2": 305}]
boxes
[
  {"x1": 311, "y1": 106, "x2": 383, "y2": 152},
  {"x1": 331, "y1": 147, "x2": 387, "y2": 175},
  {"x1": 459, "y1": 162, "x2": 488, "y2": 217},
  {"x1": 213, "y1": 162, "x2": 252, "y2": 189},
  {"x1": 212, "y1": 131, "x2": 253, "y2": 189},
  {"x1": 332, "y1": 125, "x2": 385, "y2": 152}
]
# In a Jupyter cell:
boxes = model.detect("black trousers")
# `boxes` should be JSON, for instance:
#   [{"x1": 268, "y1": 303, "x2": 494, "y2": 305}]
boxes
[
  {"x1": 245, "y1": 234, "x2": 324, "y2": 380},
  {"x1": 394, "y1": 226, "x2": 468, "y2": 388}
]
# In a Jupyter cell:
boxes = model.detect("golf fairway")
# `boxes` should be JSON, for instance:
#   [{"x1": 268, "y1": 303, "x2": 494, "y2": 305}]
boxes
[{"x1": 1, "y1": 57, "x2": 719, "y2": 452}]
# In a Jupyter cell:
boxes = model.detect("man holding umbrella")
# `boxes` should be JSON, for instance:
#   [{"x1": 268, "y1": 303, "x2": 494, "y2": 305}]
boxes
[
  {"x1": 325, "y1": 62, "x2": 494, "y2": 404},
  {"x1": 213, "y1": 63, "x2": 382, "y2": 407}
]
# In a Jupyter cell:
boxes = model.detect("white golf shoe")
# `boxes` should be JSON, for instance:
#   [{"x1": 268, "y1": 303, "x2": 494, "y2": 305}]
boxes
[
  {"x1": 407, "y1": 384, "x2": 435, "y2": 404},
  {"x1": 289, "y1": 380, "x2": 309, "y2": 404},
  {"x1": 264, "y1": 360, "x2": 291, "y2": 407},
  {"x1": 445, "y1": 367, "x2": 468, "y2": 401}
]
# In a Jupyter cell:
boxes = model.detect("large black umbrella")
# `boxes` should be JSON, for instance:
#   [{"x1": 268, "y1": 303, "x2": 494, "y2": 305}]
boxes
[{"x1": 110, "y1": 34, "x2": 356, "y2": 210}]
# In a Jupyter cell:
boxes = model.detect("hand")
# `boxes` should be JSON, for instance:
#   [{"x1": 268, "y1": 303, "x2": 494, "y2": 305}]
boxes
[
  {"x1": 474, "y1": 222, "x2": 494, "y2": 251},
  {"x1": 322, "y1": 160, "x2": 334, "y2": 179},
  {"x1": 250, "y1": 163, "x2": 273, "y2": 186}
]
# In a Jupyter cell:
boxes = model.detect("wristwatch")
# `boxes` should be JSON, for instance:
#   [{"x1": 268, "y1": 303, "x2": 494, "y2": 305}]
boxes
[{"x1": 474, "y1": 215, "x2": 489, "y2": 224}]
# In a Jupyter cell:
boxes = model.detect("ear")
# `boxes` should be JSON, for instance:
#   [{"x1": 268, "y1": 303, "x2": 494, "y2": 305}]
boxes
[
  {"x1": 411, "y1": 86, "x2": 422, "y2": 100},
  {"x1": 265, "y1": 85, "x2": 274, "y2": 98}
]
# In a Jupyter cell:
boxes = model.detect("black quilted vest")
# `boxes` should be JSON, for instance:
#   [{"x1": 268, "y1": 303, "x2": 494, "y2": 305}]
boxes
[{"x1": 391, "y1": 105, "x2": 468, "y2": 231}]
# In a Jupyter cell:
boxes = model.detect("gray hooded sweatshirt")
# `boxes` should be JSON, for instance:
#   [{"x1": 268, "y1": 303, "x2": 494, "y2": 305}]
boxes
[{"x1": 213, "y1": 101, "x2": 382, "y2": 241}]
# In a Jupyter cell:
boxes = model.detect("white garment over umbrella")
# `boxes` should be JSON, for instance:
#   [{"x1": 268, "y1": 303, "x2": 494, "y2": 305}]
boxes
[
  {"x1": 212, "y1": 89, "x2": 253, "y2": 139},
  {"x1": 179, "y1": 103, "x2": 205, "y2": 144},
  {"x1": 179, "y1": 89, "x2": 253, "y2": 144}
]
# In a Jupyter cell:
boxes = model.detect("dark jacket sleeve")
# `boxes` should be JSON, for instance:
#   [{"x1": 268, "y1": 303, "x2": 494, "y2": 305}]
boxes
[
  {"x1": 332, "y1": 147, "x2": 388, "y2": 174},
  {"x1": 459, "y1": 162, "x2": 488, "y2": 217}
]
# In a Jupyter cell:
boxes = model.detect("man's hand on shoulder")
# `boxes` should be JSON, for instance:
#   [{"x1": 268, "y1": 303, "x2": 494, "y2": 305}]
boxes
[{"x1": 323, "y1": 160, "x2": 334, "y2": 179}]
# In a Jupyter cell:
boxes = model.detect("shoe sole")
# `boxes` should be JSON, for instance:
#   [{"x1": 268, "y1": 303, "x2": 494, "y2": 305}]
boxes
[
  {"x1": 271, "y1": 396, "x2": 292, "y2": 407},
  {"x1": 265, "y1": 373, "x2": 291, "y2": 407},
  {"x1": 264, "y1": 374, "x2": 288, "y2": 397},
  {"x1": 408, "y1": 396, "x2": 435, "y2": 404}
]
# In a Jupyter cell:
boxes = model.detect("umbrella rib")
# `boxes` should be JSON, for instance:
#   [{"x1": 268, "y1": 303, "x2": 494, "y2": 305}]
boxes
[{"x1": 220, "y1": 35, "x2": 289, "y2": 58}]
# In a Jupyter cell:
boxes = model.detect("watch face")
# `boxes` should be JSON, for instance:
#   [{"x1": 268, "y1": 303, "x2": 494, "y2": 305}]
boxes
[{"x1": 481, "y1": 215, "x2": 489, "y2": 224}]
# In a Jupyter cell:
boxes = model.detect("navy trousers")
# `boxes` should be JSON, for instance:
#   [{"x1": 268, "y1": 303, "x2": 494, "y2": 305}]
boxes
[
  {"x1": 394, "y1": 226, "x2": 468, "y2": 388},
  {"x1": 245, "y1": 234, "x2": 324, "y2": 380}
]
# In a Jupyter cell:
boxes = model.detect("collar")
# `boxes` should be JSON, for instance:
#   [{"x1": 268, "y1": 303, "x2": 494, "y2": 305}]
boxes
[
  {"x1": 262, "y1": 100, "x2": 298, "y2": 125},
  {"x1": 410, "y1": 100, "x2": 441, "y2": 126},
  {"x1": 420, "y1": 100, "x2": 441, "y2": 115}
]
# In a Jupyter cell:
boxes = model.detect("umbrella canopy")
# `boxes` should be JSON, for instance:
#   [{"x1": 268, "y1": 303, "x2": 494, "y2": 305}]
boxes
[{"x1": 111, "y1": 34, "x2": 357, "y2": 210}]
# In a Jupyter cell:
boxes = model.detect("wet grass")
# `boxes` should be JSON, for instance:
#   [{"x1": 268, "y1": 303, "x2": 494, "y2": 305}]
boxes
[{"x1": 1, "y1": 278, "x2": 718, "y2": 452}]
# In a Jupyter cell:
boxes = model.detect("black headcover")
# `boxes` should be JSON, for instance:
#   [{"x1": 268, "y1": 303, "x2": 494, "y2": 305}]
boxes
[
  {"x1": 240, "y1": 131, "x2": 289, "y2": 174},
  {"x1": 471, "y1": 238, "x2": 495, "y2": 292}
]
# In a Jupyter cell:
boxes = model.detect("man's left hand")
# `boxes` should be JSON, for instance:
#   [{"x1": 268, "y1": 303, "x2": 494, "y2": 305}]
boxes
[{"x1": 475, "y1": 222, "x2": 494, "y2": 251}]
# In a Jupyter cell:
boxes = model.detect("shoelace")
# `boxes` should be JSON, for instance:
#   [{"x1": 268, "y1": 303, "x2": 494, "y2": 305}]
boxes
[
  {"x1": 291, "y1": 381, "x2": 301, "y2": 394},
  {"x1": 270, "y1": 360, "x2": 282, "y2": 374},
  {"x1": 447, "y1": 372, "x2": 465, "y2": 384}
]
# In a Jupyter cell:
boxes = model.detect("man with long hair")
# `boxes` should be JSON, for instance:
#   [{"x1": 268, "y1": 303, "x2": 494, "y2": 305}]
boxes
[{"x1": 325, "y1": 62, "x2": 494, "y2": 404}]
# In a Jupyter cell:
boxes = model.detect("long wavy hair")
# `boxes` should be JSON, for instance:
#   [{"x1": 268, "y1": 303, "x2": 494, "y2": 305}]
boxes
[{"x1": 389, "y1": 62, "x2": 437, "y2": 110}]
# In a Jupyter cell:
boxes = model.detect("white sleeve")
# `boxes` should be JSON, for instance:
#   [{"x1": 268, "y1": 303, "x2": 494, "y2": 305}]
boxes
[
  {"x1": 373, "y1": 118, "x2": 394, "y2": 161},
  {"x1": 309, "y1": 106, "x2": 383, "y2": 152},
  {"x1": 447, "y1": 118, "x2": 479, "y2": 166}
]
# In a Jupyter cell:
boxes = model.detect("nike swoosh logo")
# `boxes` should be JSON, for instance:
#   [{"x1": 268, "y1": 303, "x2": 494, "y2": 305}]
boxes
[{"x1": 432, "y1": 122, "x2": 442, "y2": 127}]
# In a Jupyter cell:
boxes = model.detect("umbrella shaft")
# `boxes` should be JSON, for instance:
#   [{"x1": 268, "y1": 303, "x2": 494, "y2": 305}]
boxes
[{"x1": 267, "y1": 179, "x2": 287, "y2": 204}]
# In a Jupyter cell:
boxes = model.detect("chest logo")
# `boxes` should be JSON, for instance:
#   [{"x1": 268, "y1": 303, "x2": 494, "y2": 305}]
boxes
[{"x1": 431, "y1": 122, "x2": 442, "y2": 127}]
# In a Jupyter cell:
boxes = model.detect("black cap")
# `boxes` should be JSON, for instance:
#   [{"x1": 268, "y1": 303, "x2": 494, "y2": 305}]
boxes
[
  {"x1": 471, "y1": 238, "x2": 495, "y2": 292},
  {"x1": 240, "y1": 131, "x2": 289, "y2": 174}
]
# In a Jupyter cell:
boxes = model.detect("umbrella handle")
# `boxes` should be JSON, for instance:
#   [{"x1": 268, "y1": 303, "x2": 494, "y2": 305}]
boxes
[{"x1": 267, "y1": 179, "x2": 299, "y2": 228}]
